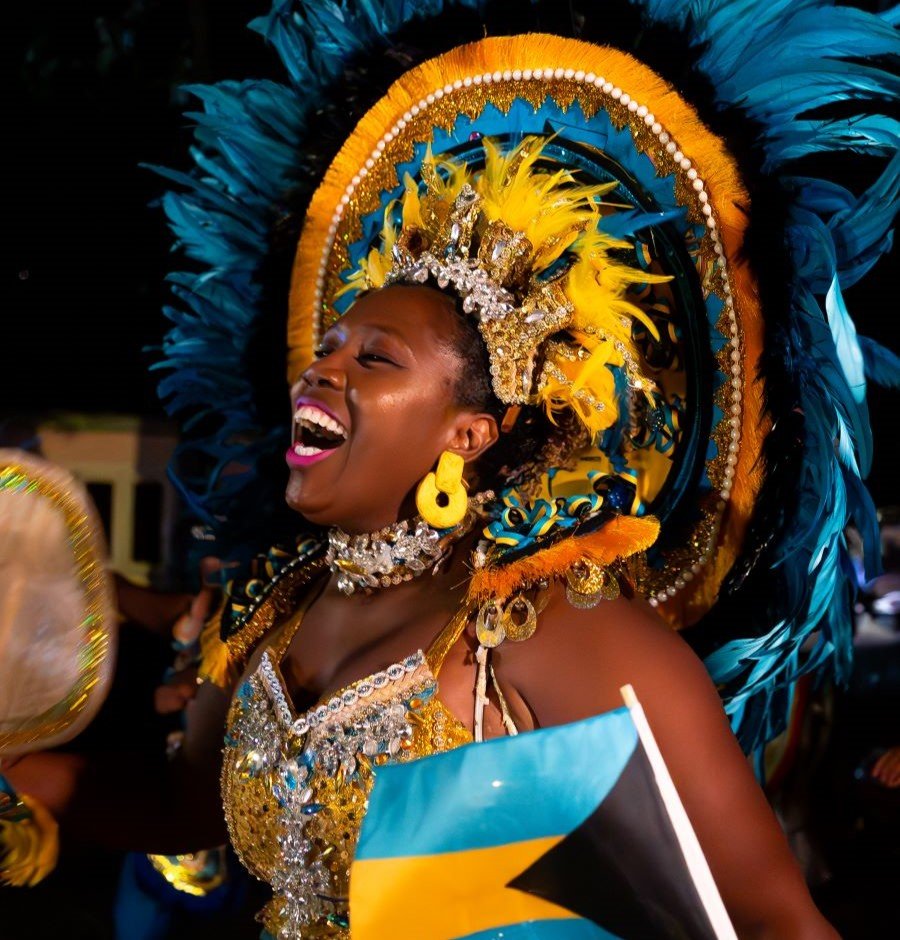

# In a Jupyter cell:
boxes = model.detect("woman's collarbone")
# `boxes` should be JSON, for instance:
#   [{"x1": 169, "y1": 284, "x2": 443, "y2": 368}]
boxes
[{"x1": 280, "y1": 596, "x2": 452, "y2": 704}]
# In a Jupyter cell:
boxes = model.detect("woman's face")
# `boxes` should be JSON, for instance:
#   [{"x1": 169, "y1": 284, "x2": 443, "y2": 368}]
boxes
[{"x1": 285, "y1": 285, "x2": 497, "y2": 533}]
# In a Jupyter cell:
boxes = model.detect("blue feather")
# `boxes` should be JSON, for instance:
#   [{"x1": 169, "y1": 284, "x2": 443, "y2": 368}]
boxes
[
  {"x1": 825, "y1": 276, "x2": 866, "y2": 407},
  {"x1": 859, "y1": 336, "x2": 900, "y2": 390}
]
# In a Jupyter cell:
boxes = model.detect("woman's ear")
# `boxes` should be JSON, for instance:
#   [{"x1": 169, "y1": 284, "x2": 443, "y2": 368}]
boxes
[{"x1": 447, "y1": 412, "x2": 500, "y2": 464}]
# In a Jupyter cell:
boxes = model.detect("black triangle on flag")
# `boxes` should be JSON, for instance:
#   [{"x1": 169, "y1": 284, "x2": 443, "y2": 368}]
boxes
[{"x1": 507, "y1": 741, "x2": 720, "y2": 939}]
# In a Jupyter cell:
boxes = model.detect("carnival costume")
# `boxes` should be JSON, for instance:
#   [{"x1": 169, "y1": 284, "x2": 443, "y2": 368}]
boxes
[{"x1": 3, "y1": 0, "x2": 898, "y2": 933}]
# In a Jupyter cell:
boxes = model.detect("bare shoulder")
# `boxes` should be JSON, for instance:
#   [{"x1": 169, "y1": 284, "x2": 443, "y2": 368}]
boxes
[
  {"x1": 492, "y1": 586, "x2": 838, "y2": 935},
  {"x1": 493, "y1": 584, "x2": 722, "y2": 729}
]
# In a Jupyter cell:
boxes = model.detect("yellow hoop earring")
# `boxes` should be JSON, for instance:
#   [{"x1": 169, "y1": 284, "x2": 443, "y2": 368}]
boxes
[{"x1": 416, "y1": 451, "x2": 468, "y2": 529}]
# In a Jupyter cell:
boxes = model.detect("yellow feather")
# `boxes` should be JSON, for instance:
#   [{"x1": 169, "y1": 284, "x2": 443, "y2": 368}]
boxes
[
  {"x1": 401, "y1": 173, "x2": 423, "y2": 230},
  {"x1": 572, "y1": 342, "x2": 615, "y2": 391}
]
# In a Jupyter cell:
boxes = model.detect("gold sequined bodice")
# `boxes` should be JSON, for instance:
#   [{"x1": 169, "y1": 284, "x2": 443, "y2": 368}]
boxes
[{"x1": 221, "y1": 599, "x2": 473, "y2": 939}]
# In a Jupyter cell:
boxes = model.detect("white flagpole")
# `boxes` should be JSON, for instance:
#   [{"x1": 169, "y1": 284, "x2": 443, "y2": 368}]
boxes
[{"x1": 620, "y1": 684, "x2": 739, "y2": 940}]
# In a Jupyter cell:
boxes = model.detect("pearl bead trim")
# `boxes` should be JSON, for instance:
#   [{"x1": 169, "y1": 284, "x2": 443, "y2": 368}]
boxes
[{"x1": 311, "y1": 69, "x2": 743, "y2": 606}]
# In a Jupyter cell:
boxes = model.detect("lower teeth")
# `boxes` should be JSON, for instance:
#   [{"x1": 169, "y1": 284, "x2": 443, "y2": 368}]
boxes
[{"x1": 294, "y1": 444, "x2": 324, "y2": 456}]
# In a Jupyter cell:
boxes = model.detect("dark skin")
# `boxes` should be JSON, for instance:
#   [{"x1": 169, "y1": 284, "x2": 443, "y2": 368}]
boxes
[
  {"x1": 279, "y1": 286, "x2": 500, "y2": 709},
  {"x1": 112, "y1": 572, "x2": 194, "y2": 638},
  {"x1": 7, "y1": 285, "x2": 835, "y2": 937}
]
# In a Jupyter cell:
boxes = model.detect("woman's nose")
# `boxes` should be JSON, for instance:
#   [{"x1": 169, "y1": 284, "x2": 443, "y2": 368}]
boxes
[{"x1": 300, "y1": 356, "x2": 346, "y2": 391}]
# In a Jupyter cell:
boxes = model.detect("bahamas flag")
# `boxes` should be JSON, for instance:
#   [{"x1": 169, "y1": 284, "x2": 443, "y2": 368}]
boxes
[{"x1": 350, "y1": 687, "x2": 736, "y2": 940}]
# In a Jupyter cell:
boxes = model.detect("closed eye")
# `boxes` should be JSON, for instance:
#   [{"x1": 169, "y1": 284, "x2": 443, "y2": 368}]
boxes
[{"x1": 356, "y1": 352, "x2": 398, "y2": 366}]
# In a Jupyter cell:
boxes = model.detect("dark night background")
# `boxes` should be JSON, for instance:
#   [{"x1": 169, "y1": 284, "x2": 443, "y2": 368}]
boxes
[{"x1": 6, "y1": 1, "x2": 276, "y2": 422}]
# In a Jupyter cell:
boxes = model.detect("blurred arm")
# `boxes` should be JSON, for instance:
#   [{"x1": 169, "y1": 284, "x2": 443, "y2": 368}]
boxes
[{"x1": 112, "y1": 572, "x2": 193, "y2": 637}]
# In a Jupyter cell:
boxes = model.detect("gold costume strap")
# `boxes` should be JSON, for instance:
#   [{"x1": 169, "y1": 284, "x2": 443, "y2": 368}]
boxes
[
  {"x1": 270, "y1": 587, "x2": 472, "y2": 678},
  {"x1": 425, "y1": 602, "x2": 474, "y2": 677},
  {"x1": 269, "y1": 579, "x2": 328, "y2": 663}
]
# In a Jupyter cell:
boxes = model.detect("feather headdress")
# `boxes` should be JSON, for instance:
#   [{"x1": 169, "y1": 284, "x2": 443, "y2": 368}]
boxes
[
  {"x1": 340, "y1": 137, "x2": 666, "y2": 436},
  {"x1": 154, "y1": 0, "x2": 897, "y2": 756}
]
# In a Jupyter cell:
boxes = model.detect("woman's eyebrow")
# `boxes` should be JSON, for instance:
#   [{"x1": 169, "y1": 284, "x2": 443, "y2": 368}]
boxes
[{"x1": 320, "y1": 325, "x2": 348, "y2": 346}]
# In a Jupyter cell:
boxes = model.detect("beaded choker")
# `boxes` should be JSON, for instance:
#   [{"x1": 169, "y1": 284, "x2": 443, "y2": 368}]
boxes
[{"x1": 326, "y1": 495, "x2": 491, "y2": 595}]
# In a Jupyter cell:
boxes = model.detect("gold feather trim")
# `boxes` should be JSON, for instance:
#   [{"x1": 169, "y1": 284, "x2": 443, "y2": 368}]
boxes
[
  {"x1": 197, "y1": 603, "x2": 233, "y2": 690},
  {"x1": 467, "y1": 514, "x2": 660, "y2": 607},
  {"x1": 198, "y1": 558, "x2": 329, "y2": 690}
]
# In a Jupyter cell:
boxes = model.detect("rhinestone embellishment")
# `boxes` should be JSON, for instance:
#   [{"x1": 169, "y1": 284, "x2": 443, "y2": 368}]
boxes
[{"x1": 223, "y1": 649, "x2": 435, "y2": 938}]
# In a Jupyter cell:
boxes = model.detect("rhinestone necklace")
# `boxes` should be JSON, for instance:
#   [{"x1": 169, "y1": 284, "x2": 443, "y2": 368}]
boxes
[{"x1": 326, "y1": 493, "x2": 492, "y2": 595}]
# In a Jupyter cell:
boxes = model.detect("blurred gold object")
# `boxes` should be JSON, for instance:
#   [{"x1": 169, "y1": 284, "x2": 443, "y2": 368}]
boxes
[
  {"x1": 147, "y1": 848, "x2": 229, "y2": 897},
  {"x1": 0, "y1": 779, "x2": 59, "y2": 887},
  {"x1": 0, "y1": 451, "x2": 116, "y2": 756}
]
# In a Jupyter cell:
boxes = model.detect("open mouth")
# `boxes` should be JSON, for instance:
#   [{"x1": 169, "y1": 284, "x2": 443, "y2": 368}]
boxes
[{"x1": 291, "y1": 403, "x2": 349, "y2": 458}]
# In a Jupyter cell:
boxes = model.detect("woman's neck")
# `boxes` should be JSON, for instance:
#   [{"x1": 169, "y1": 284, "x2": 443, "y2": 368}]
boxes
[{"x1": 278, "y1": 529, "x2": 479, "y2": 705}]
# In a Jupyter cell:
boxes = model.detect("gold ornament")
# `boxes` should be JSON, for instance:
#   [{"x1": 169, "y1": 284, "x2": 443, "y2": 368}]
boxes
[
  {"x1": 341, "y1": 138, "x2": 665, "y2": 437},
  {"x1": 502, "y1": 595, "x2": 538, "y2": 642},
  {"x1": 566, "y1": 560, "x2": 606, "y2": 594},
  {"x1": 415, "y1": 451, "x2": 468, "y2": 529},
  {"x1": 565, "y1": 560, "x2": 620, "y2": 608},
  {"x1": 599, "y1": 572, "x2": 622, "y2": 601},
  {"x1": 475, "y1": 600, "x2": 506, "y2": 648}
]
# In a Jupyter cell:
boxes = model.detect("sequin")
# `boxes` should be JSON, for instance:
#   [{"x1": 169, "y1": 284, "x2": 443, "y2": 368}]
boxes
[{"x1": 222, "y1": 647, "x2": 471, "y2": 938}]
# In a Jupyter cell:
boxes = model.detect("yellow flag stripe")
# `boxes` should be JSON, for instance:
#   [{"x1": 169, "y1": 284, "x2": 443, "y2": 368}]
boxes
[{"x1": 350, "y1": 835, "x2": 579, "y2": 940}]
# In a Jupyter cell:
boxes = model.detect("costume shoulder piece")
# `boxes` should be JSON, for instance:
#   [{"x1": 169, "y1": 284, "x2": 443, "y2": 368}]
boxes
[
  {"x1": 156, "y1": 0, "x2": 898, "y2": 754},
  {"x1": 199, "y1": 535, "x2": 326, "y2": 689}
]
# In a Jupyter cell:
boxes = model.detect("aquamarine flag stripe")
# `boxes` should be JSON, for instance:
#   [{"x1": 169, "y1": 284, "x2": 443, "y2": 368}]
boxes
[
  {"x1": 457, "y1": 918, "x2": 623, "y2": 940},
  {"x1": 357, "y1": 707, "x2": 638, "y2": 859}
]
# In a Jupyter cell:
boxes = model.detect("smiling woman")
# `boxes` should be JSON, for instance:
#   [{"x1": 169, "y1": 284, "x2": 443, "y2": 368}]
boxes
[
  {"x1": 283, "y1": 286, "x2": 496, "y2": 534},
  {"x1": 289, "y1": 284, "x2": 572, "y2": 524},
  {"x1": 3, "y1": 2, "x2": 897, "y2": 939}
]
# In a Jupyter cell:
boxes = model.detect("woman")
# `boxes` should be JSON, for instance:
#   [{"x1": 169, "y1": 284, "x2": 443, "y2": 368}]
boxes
[
  {"x1": 7, "y1": 141, "x2": 834, "y2": 936},
  {"x1": 218, "y1": 283, "x2": 830, "y2": 937},
  {"x1": 4, "y1": 2, "x2": 896, "y2": 938}
]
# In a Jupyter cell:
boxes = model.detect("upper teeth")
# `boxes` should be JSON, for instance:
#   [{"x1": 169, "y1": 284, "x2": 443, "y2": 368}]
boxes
[{"x1": 294, "y1": 405, "x2": 348, "y2": 438}]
